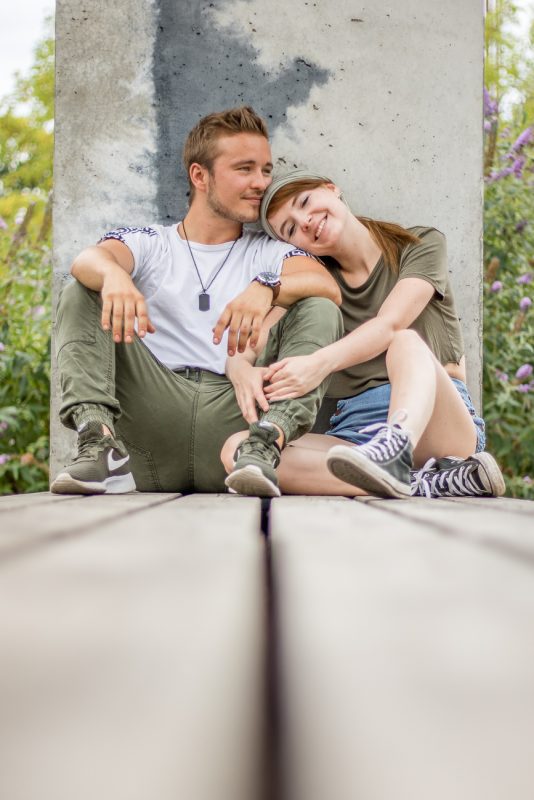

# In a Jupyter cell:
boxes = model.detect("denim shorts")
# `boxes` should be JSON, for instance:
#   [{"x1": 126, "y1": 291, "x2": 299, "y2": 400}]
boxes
[{"x1": 325, "y1": 379, "x2": 486, "y2": 452}]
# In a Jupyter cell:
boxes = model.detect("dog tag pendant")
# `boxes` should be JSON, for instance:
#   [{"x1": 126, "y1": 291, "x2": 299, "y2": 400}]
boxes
[{"x1": 199, "y1": 292, "x2": 210, "y2": 311}]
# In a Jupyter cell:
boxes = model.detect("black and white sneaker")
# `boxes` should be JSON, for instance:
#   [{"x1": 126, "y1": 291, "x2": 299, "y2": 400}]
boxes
[
  {"x1": 225, "y1": 421, "x2": 281, "y2": 498},
  {"x1": 326, "y1": 422, "x2": 413, "y2": 498},
  {"x1": 51, "y1": 421, "x2": 136, "y2": 495},
  {"x1": 410, "y1": 452, "x2": 506, "y2": 498}
]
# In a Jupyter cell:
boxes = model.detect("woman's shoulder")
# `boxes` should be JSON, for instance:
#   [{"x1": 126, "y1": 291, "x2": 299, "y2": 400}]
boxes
[{"x1": 406, "y1": 225, "x2": 446, "y2": 242}]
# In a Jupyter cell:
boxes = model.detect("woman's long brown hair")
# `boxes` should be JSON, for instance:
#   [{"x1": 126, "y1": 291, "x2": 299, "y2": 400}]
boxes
[{"x1": 266, "y1": 178, "x2": 420, "y2": 273}]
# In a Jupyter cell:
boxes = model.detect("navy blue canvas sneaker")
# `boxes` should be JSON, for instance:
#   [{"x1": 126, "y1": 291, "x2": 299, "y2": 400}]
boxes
[
  {"x1": 411, "y1": 452, "x2": 505, "y2": 498},
  {"x1": 326, "y1": 422, "x2": 413, "y2": 498}
]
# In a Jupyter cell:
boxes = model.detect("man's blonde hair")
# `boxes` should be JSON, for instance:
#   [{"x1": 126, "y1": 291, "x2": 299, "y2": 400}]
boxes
[{"x1": 182, "y1": 106, "x2": 269, "y2": 203}]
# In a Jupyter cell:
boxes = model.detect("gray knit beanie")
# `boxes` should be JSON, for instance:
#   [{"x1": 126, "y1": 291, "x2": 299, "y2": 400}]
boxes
[{"x1": 260, "y1": 169, "x2": 334, "y2": 240}]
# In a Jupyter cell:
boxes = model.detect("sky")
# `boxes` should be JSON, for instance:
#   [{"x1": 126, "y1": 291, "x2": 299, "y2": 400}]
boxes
[
  {"x1": 0, "y1": 1, "x2": 532, "y2": 103},
  {"x1": 0, "y1": 1, "x2": 55, "y2": 100}
]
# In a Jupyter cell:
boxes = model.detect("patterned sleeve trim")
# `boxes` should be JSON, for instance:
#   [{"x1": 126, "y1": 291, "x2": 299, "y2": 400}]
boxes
[
  {"x1": 98, "y1": 226, "x2": 159, "y2": 244},
  {"x1": 282, "y1": 247, "x2": 318, "y2": 262}
]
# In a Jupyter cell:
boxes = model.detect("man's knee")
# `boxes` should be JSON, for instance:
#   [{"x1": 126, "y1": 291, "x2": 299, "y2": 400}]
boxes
[
  {"x1": 55, "y1": 280, "x2": 103, "y2": 356},
  {"x1": 284, "y1": 296, "x2": 343, "y2": 339}
]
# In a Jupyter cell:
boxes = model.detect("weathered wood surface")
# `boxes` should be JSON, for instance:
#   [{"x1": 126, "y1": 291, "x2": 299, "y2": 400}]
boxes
[
  {"x1": 0, "y1": 492, "x2": 533, "y2": 800},
  {"x1": 0, "y1": 494, "x2": 266, "y2": 800},
  {"x1": 270, "y1": 496, "x2": 534, "y2": 800}
]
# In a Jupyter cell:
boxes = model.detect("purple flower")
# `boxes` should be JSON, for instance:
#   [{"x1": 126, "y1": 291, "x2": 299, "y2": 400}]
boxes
[
  {"x1": 0, "y1": 217, "x2": 7, "y2": 230},
  {"x1": 484, "y1": 120, "x2": 492, "y2": 133},
  {"x1": 0, "y1": 343, "x2": 4, "y2": 352},
  {"x1": 516, "y1": 364, "x2": 533, "y2": 380},
  {"x1": 519, "y1": 297, "x2": 532, "y2": 311},
  {"x1": 512, "y1": 156, "x2": 525, "y2": 177},
  {"x1": 0, "y1": 454, "x2": 8, "y2": 465},
  {"x1": 487, "y1": 166, "x2": 514, "y2": 183},
  {"x1": 32, "y1": 305, "x2": 46, "y2": 319},
  {"x1": 496, "y1": 370, "x2": 509, "y2": 382},
  {"x1": 512, "y1": 127, "x2": 533, "y2": 152},
  {"x1": 491, "y1": 280, "x2": 503, "y2": 292},
  {"x1": 483, "y1": 88, "x2": 498, "y2": 118},
  {"x1": 517, "y1": 384, "x2": 531, "y2": 393},
  {"x1": 515, "y1": 221, "x2": 528, "y2": 234},
  {"x1": 0, "y1": 422, "x2": 8, "y2": 433},
  {"x1": 524, "y1": 476, "x2": 533, "y2": 485},
  {"x1": 517, "y1": 272, "x2": 533, "y2": 284}
]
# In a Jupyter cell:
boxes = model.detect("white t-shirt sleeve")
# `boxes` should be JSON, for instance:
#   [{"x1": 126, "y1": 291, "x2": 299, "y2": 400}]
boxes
[
  {"x1": 251, "y1": 236, "x2": 316, "y2": 278},
  {"x1": 98, "y1": 225, "x2": 164, "y2": 281}
]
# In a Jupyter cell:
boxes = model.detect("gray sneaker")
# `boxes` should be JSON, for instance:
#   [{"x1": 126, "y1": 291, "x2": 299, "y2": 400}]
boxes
[
  {"x1": 326, "y1": 422, "x2": 413, "y2": 498},
  {"x1": 51, "y1": 421, "x2": 136, "y2": 495},
  {"x1": 225, "y1": 421, "x2": 281, "y2": 497},
  {"x1": 410, "y1": 452, "x2": 506, "y2": 498}
]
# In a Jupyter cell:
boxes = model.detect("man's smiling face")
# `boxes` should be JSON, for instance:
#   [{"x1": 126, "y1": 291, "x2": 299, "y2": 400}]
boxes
[{"x1": 205, "y1": 133, "x2": 274, "y2": 224}]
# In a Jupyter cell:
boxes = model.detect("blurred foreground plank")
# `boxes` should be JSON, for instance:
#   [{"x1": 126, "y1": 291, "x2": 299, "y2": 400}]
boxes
[
  {"x1": 270, "y1": 496, "x2": 534, "y2": 800},
  {"x1": 0, "y1": 493, "x2": 266, "y2": 800}
]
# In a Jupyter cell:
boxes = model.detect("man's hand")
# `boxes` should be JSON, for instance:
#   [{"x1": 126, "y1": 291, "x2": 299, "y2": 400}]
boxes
[
  {"x1": 263, "y1": 352, "x2": 331, "y2": 400},
  {"x1": 101, "y1": 267, "x2": 156, "y2": 343},
  {"x1": 226, "y1": 357, "x2": 270, "y2": 423},
  {"x1": 213, "y1": 282, "x2": 274, "y2": 356}
]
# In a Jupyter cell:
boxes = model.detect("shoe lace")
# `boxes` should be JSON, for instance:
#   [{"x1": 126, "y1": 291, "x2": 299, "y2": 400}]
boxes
[
  {"x1": 358, "y1": 422, "x2": 407, "y2": 462},
  {"x1": 77, "y1": 431, "x2": 112, "y2": 461},
  {"x1": 411, "y1": 458, "x2": 483, "y2": 498},
  {"x1": 236, "y1": 433, "x2": 280, "y2": 467}
]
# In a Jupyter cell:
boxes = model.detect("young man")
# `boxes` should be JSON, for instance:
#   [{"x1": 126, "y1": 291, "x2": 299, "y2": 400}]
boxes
[{"x1": 51, "y1": 106, "x2": 343, "y2": 497}]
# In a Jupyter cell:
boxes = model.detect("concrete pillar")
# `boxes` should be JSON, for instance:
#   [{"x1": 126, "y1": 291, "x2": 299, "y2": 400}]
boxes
[{"x1": 52, "y1": 0, "x2": 483, "y2": 474}]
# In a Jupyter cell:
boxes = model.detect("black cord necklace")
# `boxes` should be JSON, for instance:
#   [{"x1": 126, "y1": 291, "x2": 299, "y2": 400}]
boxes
[{"x1": 181, "y1": 221, "x2": 239, "y2": 311}]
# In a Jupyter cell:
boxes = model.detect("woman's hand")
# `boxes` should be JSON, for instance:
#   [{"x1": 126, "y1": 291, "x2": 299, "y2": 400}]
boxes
[
  {"x1": 263, "y1": 352, "x2": 331, "y2": 400},
  {"x1": 226, "y1": 357, "x2": 270, "y2": 423}
]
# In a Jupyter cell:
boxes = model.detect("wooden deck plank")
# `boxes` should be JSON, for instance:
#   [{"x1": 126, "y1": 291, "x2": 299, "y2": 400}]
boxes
[
  {"x1": 369, "y1": 496, "x2": 534, "y2": 561},
  {"x1": 0, "y1": 492, "x2": 81, "y2": 511},
  {"x1": 270, "y1": 496, "x2": 534, "y2": 800},
  {"x1": 0, "y1": 495, "x2": 266, "y2": 800},
  {"x1": 0, "y1": 492, "x2": 181, "y2": 559}
]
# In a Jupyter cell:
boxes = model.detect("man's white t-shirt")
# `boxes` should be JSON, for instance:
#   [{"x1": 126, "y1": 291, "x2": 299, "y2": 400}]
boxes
[{"x1": 100, "y1": 224, "x2": 305, "y2": 374}]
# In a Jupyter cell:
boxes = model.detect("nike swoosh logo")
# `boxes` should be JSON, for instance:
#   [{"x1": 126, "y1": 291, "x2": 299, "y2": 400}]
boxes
[{"x1": 108, "y1": 451, "x2": 130, "y2": 471}]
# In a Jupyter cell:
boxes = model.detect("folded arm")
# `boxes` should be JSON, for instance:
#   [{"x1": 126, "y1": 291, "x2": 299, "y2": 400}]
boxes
[
  {"x1": 213, "y1": 254, "x2": 341, "y2": 356},
  {"x1": 264, "y1": 277, "x2": 435, "y2": 400}
]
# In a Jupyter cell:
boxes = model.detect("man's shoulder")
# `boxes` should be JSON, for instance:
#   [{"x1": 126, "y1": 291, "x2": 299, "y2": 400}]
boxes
[{"x1": 239, "y1": 228, "x2": 309, "y2": 259}]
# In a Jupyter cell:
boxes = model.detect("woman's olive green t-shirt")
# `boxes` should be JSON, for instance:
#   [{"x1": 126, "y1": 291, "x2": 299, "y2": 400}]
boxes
[{"x1": 325, "y1": 226, "x2": 465, "y2": 399}]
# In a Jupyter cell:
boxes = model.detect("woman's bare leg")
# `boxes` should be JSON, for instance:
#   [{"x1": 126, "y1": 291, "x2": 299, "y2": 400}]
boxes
[
  {"x1": 221, "y1": 430, "x2": 367, "y2": 496},
  {"x1": 386, "y1": 329, "x2": 477, "y2": 466}
]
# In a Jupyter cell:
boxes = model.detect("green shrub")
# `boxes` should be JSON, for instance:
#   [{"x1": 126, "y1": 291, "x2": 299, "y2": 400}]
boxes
[
  {"x1": 0, "y1": 227, "x2": 51, "y2": 494},
  {"x1": 483, "y1": 115, "x2": 534, "y2": 497}
]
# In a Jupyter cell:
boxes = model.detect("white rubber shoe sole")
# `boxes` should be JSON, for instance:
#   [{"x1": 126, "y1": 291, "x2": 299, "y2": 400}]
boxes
[
  {"x1": 326, "y1": 444, "x2": 411, "y2": 499},
  {"x1": 471, "y1": 452, "x2": 506, "y2": 496},
  {"x1": 225, "y1": 465, "x2": 281, "y2": 498},
  {"x1": 50, "y1": 472, "x2": 136, "y2": 495}
]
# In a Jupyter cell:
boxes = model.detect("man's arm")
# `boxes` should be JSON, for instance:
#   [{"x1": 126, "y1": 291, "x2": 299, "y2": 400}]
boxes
[
  {"x1": 213, "y1": 254, "x2": 341, "y2": 356},
  {"x1": 70, "y1": 239, "x2": 154, "y2": 343},
  {"x1": 276, "y1": 254, "x2": 341, "y2": 308}
]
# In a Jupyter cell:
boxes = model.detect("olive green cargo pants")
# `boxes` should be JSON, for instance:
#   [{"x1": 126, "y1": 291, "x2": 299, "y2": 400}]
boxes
[{"x1": 55, "y1": 281, "x2": 343, "y2": 492}]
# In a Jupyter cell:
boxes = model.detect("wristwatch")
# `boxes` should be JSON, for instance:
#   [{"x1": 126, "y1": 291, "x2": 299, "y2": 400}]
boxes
[{"x1": 252, "y1": 271, "x2": 282, "y2": 303}]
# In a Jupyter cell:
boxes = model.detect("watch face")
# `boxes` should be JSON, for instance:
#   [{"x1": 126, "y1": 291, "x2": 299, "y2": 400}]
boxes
[{"x1": 258, "y1": 271, "x2": 280, "y2": 285}]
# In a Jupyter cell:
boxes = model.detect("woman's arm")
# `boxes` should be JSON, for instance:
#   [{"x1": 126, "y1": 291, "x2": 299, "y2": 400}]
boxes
[{"x1": 263, "y1": 277, "x2": 434, "y2": 400}]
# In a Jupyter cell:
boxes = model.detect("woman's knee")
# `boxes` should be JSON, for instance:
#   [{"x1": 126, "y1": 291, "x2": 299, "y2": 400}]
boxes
[
  {"x1": 220, "y1": 430, "x2": 248, "y2": 473},
  {"x1": 386, "y1": 329, "x2": 428, "y2": 363}
]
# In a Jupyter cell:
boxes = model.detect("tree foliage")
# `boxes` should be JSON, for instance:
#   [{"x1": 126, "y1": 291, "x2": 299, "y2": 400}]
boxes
[
  {"x1": 0, "y1": 16, "x2": 54, "y2": 228},
  {"x1": 0, "y1": 17, "x2": 53, "y2": 494}
]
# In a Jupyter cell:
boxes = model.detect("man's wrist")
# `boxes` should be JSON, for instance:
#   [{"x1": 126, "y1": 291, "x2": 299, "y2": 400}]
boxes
[{"x1": 251, "y1": 272, "x2": 282, "y2": 304}]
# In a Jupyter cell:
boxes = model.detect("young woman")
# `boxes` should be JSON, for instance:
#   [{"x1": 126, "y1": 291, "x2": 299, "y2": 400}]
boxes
[{"x1": 222, "y1": 170, "x2": 504, "y2": 499}]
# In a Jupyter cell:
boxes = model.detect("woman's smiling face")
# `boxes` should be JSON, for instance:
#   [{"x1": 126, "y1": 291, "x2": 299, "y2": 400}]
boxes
[{"x1": 267, "y1": 183, "x2": 348, "y2": 254}]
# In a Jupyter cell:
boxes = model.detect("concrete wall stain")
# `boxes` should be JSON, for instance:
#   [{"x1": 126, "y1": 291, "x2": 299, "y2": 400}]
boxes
[{"x1": 154, "y1": 0, "x2": 331, "y2": 222}]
